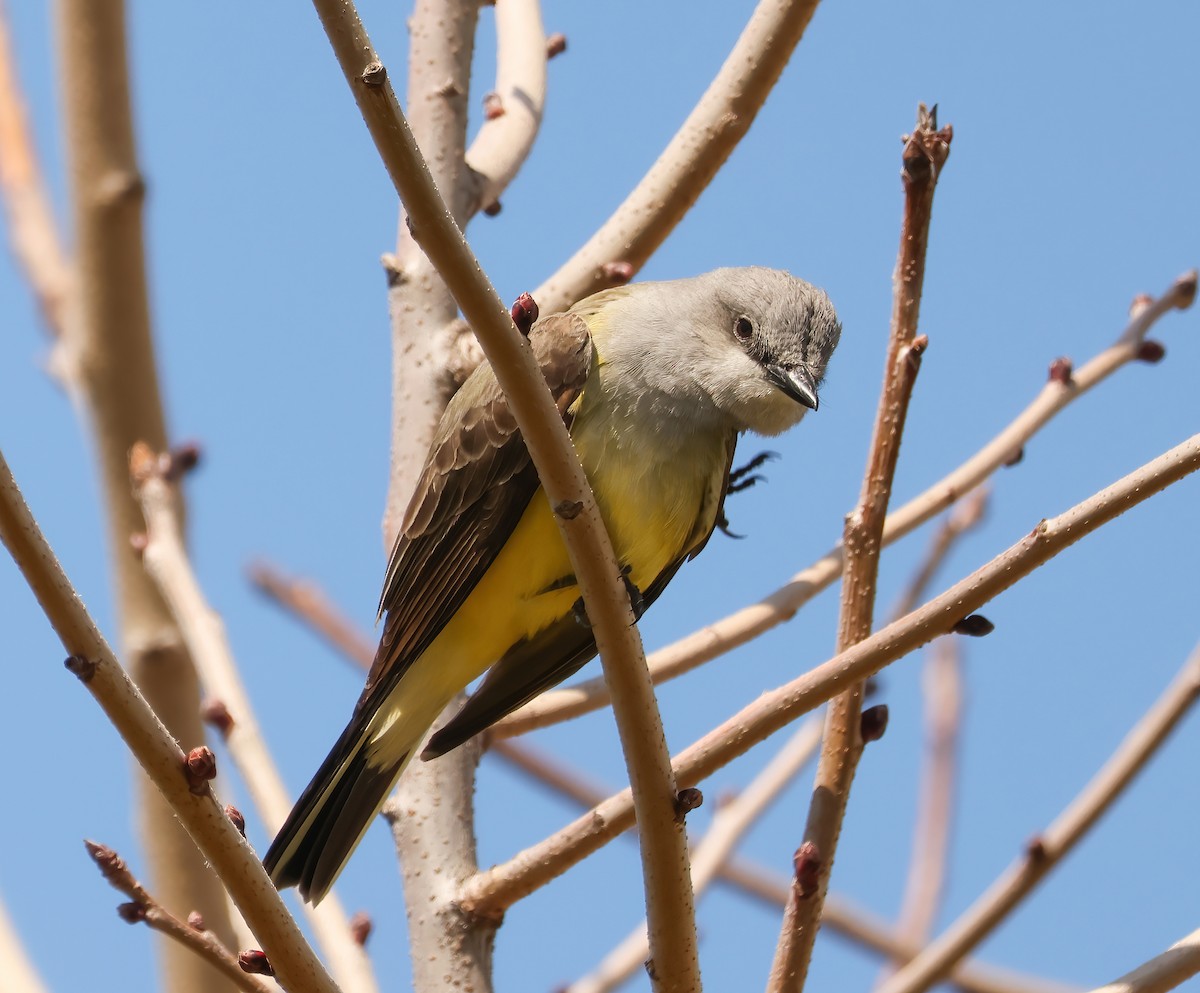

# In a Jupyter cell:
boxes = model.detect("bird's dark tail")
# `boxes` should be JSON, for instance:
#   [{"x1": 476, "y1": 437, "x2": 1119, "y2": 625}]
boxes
[{"x1": 263, "y1": 717, "x2": 411, "y2": 905}]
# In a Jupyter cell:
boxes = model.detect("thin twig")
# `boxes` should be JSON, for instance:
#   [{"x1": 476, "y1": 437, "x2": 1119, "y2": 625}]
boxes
[
  {"x1": 0, "y1": 0, "x2": 74, "y2": 348},
  {"x1": 531, "y1": 0, "x2": 824, "y2": 313},
  {"x1": 84, "y1": 841, "x2": 274, "y2": 993},
  {"x1": 0, "y1": 895, "x2": 50, "y2": 993},
  {"x1": 877, "y1": 639, "x2": 1200, "y2": 993},
  {"x1": 769, "y1": 105, "x2": 951, "y2": 991},
  {"x1": 1086, "y1": 925, "x2": 1200, "y2": 993},
  {"x1": 132, "y1": 449, "x2": 379, "y2": 993},
  {"x1": 495, "y1": 270, "x2": 1197, "y2": 738},
  {"x1": 567, "y1": 717, "x2": 824, "y2": 993},
  {"x1": 459, "y1": 432, "x2": 1200, "y2": 915},
  {"x1": 0, "y1": 448, "x2": 341, "y2": 993},
  {"x1": 462, "y1": 0, "x2": 546, "y2": 217},
  {"x1": 308, "y1": 2, "x2": 699, "y2": 987}
]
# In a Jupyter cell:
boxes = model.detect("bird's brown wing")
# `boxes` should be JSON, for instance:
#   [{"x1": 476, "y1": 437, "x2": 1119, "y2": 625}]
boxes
[
  {"x1": 422, "y1": 430, "x2": 738, "y2": 758},
  {"x1": 355, "y1": 312, "x2": 593, "y2": 716}
]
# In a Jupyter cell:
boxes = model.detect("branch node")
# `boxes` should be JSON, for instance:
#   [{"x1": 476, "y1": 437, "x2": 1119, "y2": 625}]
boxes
[
  {"x1": 482, "y1": 200, "x2": 502, "y2": 217},
  {"x1": 952, "y1": 614, "x2": 995, "y2": 637},
  {"x1": 349, "y1": 911, "x2": 373, "y2": 947},
  {"x1": 360, "y1": 61, "x2": 387, "y2": 87},
  {"x1": 510, "y1": 292, "x2": 539, "y2": 336},
  {"x1": 1048, "y1": 356, "x2": 1074, "y2": 386},
  {"x1": 482, "y1": 91, "x2": 505, "y2": 120},
  {"x1": 1025, "y1": 835, "x2": 1049, "y2": 862},
  {"x1": 554, "y1": 499, "x2": 583, "y2": 520},
  {"x1": 673, "y1": 787, "x2": 704, "y2": 822},
  {"x1": 187, "y1": 911, "x2": 206, "y2": 931},
  {"x1": 1003, "y1": 447, "x2": 1025, "y2": 468},
  {"x1": 184, "y1": 745, "x2": 217, "y2": 794},
  {"x1": 224, "y1": 804, "x2": 246, "y2": 837},
  {"x1": 94, "y1": 169, "x2": 145, "y2": 207},
  {"x1": 1173, "y1": 269, "x2": 1198, "y2": 309},
  {"x1": 64, "y1": 654, "x2": 97, "y2": 682},
  {"x1": 860, "y1": 704, "x2": 889, "y2": 743},
  {"x1": 793, "y1": 840, "x2": 822, "y2": 898},
  {"x1": 1136, "y1": 339, "x2": 1166, "y2": 364},
  {"x1": 546, "y1": 33, "x2": 568, "y2": 59},
  {"x1": 200, "y1": 698, "x2": 235, "y2": 739},
  {"x1": 129, "y1": 531, "x2": 148, "y2": 556},
  {"x1": 165, "y1": 441, "x2": 202, "y2": 480},
  {"x1": 238, "y1": 950, "x2": 276, "y2": 977},
  {"x1": 599, "y1": 261, "x2": 634, "y2": 286},
  {"x1": 117, "y1": 900, "x2": 147, "y2": 924}
]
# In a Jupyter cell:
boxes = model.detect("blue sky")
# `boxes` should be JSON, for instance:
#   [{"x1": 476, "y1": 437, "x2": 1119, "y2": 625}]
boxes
[{"x1": 2, "y1": 2, "x2": 1198, "y2": 992}]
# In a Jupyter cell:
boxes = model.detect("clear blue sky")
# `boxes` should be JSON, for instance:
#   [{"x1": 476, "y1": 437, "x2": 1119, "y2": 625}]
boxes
[{"x1": 2, "y1": 1, "x2": 1198, "y2": 991}]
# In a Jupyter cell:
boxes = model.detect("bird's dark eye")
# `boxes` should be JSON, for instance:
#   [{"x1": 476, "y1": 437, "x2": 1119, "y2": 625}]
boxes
[{"x1": 734, "y1": 316, "x2": 754, "y2": 342}]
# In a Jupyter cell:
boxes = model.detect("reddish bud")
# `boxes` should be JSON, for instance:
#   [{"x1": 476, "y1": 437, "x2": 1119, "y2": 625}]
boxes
[
  {"x1": 546, "y1": 33, "x2": 567, "y2": 58},
  {"x1": 793, "y1": 841, "x2": 822, "y2": 897},
  {"x1": 1130, "y1": 292, "x2": 1154, "y2": 315},
  {"x1": 510, "y1": 292, "x2": 539, "y2": 336},
  {"x1": 65, "y1": 654, "x2": 97, "y2": 683},
  {"x1": 187, "y1": 911, "x2": 206, "y2": 931},
  {"x1": 482, "y1": 200, "x2": 502, "y2": 217},
  {"x1": 167, "y1": 441, "x2": 202, "y2": 479},
  {"x1": 129, "y1": 532, "x2": 149, "y2": 555},
  {"x1": 360, "y1": 61, "x2": 387, "y2": 88},
  {"x1": 1026, "y1": 835, "x2": 1048, "y2": 861},
  {"x1": 482, "y1": 92, "x2": 505, "y2": 120},
  {"x1": 1003, "y1": 447, "x2": 1025, "y2": 467},
  {"x1": 554, "y1": 499, "x2": 583, "y2": 520},
  {"x1": 350, "y1": 911, "x2": 373, "y2": 946},
  {"x1": 952, "y1": 614, "x2": 995, "y2": 637},
  {"x1": 201, "y1": 698, "x2": 235, "y2": 739},
  {"x1": 225, "y1": 805, "x2": 246, "y2": 837},
  {"x1": 600, "y1": 261, "x2": 634, "y2": 286},
  {"x1": 184, "y1": 746, "x2": 217, "y2": 794},
  {"x1": 1048, "y1": 357, "x2": 1074, "y2": 386},
  {"x1": 1136, "y1": 340, "x2": 1166, "y2": 364},
  {"x1": 860, "y1": 704, "x2": 889, "y2": 743},
  {"x1": 238, "y1": 950, "x2": 275, "y2": 977},
  {"x1": 117, "y1": 901, "x2": 147, "y2": 924},
  {"x1": 674, "y1": 787, "x2": 704, "y2": 821},
  {"x1": 85, "y1": 840, "x2": 126, "y2": 879},
  {"x1": 1175, "y1": 271, "x2": 1198, "y2": 309}
]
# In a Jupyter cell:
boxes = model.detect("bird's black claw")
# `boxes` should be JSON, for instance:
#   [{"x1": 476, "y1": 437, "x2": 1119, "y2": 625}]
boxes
[{"x1": 620, "y1": 565, "x2": 645, "y2": 621}]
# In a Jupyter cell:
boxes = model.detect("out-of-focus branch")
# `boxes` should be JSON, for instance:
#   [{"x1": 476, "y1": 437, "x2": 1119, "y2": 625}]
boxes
[
  {"x1": 84, "y1": 841, "x2": 274, "y2": 993},
  {"x1": 462, "y1": 0, "x2": 546, "y2": 218},
  {"x1": 567, "y1": 716, "x2": 824, "y2": 993},
  {"x1": 0, "y1": 448, "x2": 340, "y2": 993},
  {"x1": 531, "y1": 0, "x2": 824, "y2": 313},
  {"x1": 52, "y1": 2, "x2": 237, "y2": 988},
  {"x1": 0, "y1": 895, "x2": 50, "y2": 993},
  {"x1": 770, "y1": 106, "x2": 950, "y2": 993},
  {"x1": 495, "y1": 270, "x2": 1197, "y2": 737},
  {"x1": 309, "y1": 3, "x2": 700, "y2": 989},
  {"x1": 0, "y1": 0, "x2": 74, "y2": 353},
  {"x1": 459, "y1": 433, "x2": 1200, "y2": 915},
  {"x1": 1086, "y1": 925, "x2": 1200, "y2": 993},
  {"x1": 877, "y1": 638, "x2": 1200, "y2": 993},
  {"x1": 131, "y1": 447, "x2": 379, "y2": 993}
]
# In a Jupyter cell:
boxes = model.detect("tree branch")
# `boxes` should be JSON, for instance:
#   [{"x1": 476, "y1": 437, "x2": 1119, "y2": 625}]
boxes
[
  {"x1": 1086, "y1": 925, "x2": 1200, "y2": 993},
  {"x1": 769, "y1": 105, "x2": 951, "y2": 992},
  {"x1": 494, "y1": 270, "x2": 1197, "y2": 737},
  {"x1": 0, "y1": 895, "x2": 50, "y2": 993},
  {"x1": 0, "y1": 447, "x2": 341, "y2": 993},
  {"x1": 530, "y1": 0, "x2": 825, "y2": 313},
  {"x1": 459, "y1": 432, "x2": 1200, "y2": 915},
  {"x1": 131, "y1": 447, "x2": 379, "y2": 993},
  {"x1": 308, "y1": 2, "x2": 700, "y2": 988},
  {"x1": 876, "y1": 638, "x2": 1200, "y2": 993},
  {"x1": 52, "y1": 2, "x2": 238, "y2": 987}
]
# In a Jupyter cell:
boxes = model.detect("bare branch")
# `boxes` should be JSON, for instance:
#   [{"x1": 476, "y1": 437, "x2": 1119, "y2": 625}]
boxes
[
  {"x1": 52, "y1": 0, "x2": 238, "y2": 984},
  {"x1": 0, "y1": 0, "x2": 74, "y2": 347},
  {"x1": 460, "y1": 433, "x2": 1200, "y2": 915},
  {"x1": 84, "y1": 841, "x2": 274, "y2": 993},
  {"x1": 131, "y1": 448, "x2": 379, "y2": 993},
  {"x1": 463, "y1": 0, "x2": 547, "y2": 217},
  {"x1": 0, "y1": 448, "x2": 341, "y2": 993},
  {"x1": 531, "y1": 0, "x2": 825, "y2": 312},
  {"x1": 308, "y1": 2, "x2": 699, "y2": 987},
  {"x1": 770, "y1": 105, "x2": 951, "y2": 992},
  {"x1": 876, "y1": 639, "x2": 1200, "y2": 993},
  {"x1": 1086, "y1": 925, "x2": 1200, "y2": 993},
  {"x1": 567, "y1": 717, "x2": 823, "y2": 993},
  {"x1": 495, "y1": 270, "x2": 1197, "y2": 738}
]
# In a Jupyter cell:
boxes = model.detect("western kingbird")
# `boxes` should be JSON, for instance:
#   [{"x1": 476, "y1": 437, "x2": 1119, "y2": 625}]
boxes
[{"x1": 264, "y1": 267, "x2": 841, "y2": 903}]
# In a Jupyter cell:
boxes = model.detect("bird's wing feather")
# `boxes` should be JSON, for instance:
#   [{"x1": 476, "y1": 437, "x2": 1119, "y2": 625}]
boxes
[
  {"x1": 356, "y1": 312, "x2": 593, "y2": 714},
  {"x1": 423, "y1": 431, "x2": 739, "y2": 757}
]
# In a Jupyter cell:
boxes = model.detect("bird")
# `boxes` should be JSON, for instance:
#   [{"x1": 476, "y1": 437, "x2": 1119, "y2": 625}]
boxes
[{"x1": 263, "y1": 266, "x2": 841, "y2": 903}]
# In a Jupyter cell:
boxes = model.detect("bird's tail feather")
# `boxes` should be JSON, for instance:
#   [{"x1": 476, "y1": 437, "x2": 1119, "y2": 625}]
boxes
[{"x1": 263, "y1": 717, "x2": 413, "y2": 905}]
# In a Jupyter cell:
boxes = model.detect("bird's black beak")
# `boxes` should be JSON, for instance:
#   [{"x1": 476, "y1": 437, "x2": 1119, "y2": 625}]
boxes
[{"x1": 766, "y1": 364, "x2": 819, "y2": 411}]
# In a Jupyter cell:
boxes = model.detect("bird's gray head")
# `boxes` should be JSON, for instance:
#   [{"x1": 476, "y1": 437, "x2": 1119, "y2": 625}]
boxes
[{"x1": 654, "y1": 267, "x2": 841, "y2": 437}]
